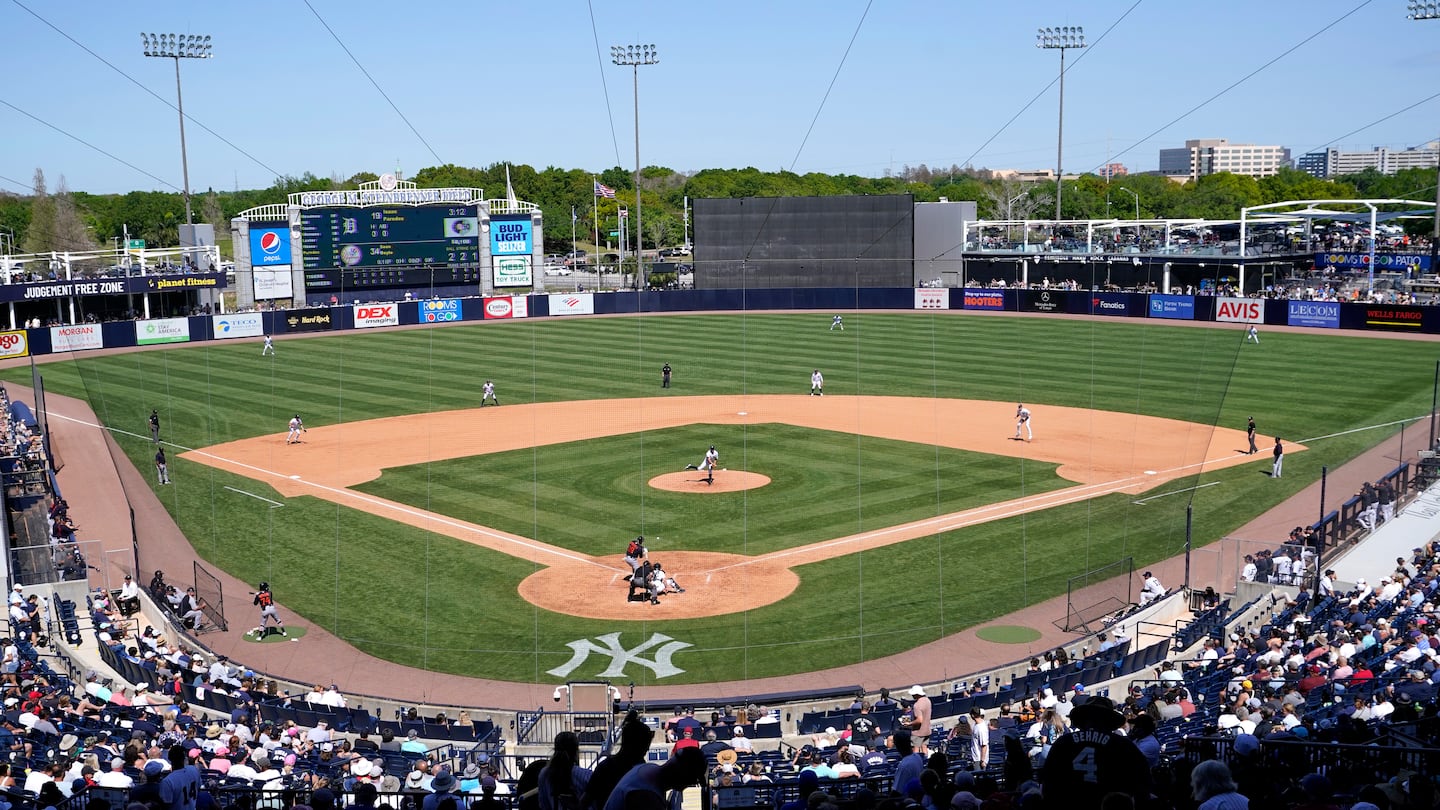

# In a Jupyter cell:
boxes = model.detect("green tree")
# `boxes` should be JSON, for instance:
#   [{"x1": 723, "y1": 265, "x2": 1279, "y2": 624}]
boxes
[{"x1": 22, "y1": 169, "x2": 53, "y2": 254}]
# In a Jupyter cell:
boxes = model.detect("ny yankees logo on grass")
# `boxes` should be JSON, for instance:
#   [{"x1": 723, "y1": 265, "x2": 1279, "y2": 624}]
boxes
[{"x1": 547, "y1": 632, "x2": 694, "y2": 679}]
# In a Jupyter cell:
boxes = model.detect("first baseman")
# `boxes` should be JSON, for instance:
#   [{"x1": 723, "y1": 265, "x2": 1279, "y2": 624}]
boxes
[{"x1": 1014, "y1": 404, "x2": 1032, "y2": 441}]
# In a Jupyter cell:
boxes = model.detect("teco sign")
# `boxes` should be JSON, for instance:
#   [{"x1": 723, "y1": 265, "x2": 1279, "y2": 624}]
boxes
[
  {"x1": 353, "y1": 303, "x2": 398, "y2": 329},
  {"x1": 1215, "y1": 297, "x2": 1263, "y2": 324},
  {"x1": 0, "y1": 331, "x2": 28, "y2": 358}
]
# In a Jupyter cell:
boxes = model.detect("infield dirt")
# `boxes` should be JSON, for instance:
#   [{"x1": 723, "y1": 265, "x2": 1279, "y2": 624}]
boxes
[{"x1": 182, "y1": 394, "x2": 1291, "y2": 620}]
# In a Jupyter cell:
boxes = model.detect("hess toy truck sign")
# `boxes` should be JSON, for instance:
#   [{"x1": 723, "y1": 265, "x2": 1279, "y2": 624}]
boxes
[{"x1": 352, "y1": 303, "x2": 398, "y2": 329}]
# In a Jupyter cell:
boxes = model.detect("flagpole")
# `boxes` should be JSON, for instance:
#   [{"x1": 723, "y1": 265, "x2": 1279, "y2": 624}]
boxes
[{"x1": 592, "y1": 178, "x2": 600, "y2": 272}]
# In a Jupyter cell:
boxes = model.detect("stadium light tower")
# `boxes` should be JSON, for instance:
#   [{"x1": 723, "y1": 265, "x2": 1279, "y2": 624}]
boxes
[
  {"x1": 1037, "y1": 26, "x2": 1085, "y2": 222},
  {"x1": 611, "y1": 43, "x2": 658, "y2": 289},
  {"x1": 1407, "y1": 5, "x2": 1440, "y2": 272},
  {"x1": 141, "y1": 32, "x2": 212, "y2": 226}
]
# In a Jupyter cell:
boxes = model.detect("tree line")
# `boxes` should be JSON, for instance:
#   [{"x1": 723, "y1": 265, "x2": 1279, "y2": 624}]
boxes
[{"x1": 1, "y1": 162, "x2": 1434, "y2": 257}]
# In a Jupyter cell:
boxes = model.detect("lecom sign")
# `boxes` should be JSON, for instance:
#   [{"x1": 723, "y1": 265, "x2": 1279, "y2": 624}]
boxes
[{"x1": 353, "y1": 303, "x2": 398, "y2": 329}]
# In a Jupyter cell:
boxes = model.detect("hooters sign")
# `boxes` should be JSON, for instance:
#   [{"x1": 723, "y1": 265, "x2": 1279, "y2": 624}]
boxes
[
  {"x1": 352, "y1": 303, "x2": 398, "y2": 329},
  {"x1": 1215, "y1": 298, "x2": 1264, "y2": 324}
]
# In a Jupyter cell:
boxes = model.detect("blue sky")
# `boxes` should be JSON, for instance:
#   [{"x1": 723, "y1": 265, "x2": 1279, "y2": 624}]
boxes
[{"x1": 2, "y1": 0, "x2": 1437, "y2": 195}]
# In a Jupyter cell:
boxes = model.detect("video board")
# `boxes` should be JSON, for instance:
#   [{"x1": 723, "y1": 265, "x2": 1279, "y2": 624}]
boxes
[{"x1": 301, "y1": 205, "x2": 480, "y2": 270}]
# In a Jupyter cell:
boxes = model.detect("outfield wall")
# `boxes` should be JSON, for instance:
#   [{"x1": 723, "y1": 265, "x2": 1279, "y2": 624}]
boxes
[{"x1": 11, "y1": 288, "x2": 1440, "y2": 357}]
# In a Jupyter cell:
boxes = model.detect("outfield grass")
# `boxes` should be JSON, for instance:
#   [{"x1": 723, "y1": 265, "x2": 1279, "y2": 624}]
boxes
[{"x1": 9, "y1": 313, "x2": 1437, "y2": 684}]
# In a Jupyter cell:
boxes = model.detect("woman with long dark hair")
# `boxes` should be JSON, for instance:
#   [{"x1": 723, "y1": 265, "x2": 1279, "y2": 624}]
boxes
[{"x1": 538, "y1": 731, "x2": 591, "y2": 810}]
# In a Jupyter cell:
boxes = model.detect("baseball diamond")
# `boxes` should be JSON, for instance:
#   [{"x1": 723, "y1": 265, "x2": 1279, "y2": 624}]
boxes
[{"x1": 4, "y1": 311, "x2": 1434, "y2": 688}]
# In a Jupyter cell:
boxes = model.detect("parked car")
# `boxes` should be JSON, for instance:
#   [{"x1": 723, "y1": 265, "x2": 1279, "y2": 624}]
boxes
[
  {"x1": 544, "y1": 264, "x2": 572, "y2": 276},
  {"x1": 566, "y1": 250, "x2": 588, "y2": 259}
]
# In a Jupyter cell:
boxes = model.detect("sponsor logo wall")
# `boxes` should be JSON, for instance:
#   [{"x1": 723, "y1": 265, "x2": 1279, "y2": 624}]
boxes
[
  {"x1": 50, "y1": 324, "x2": 103, "y2": 352},
  {"x1": 253, "y1": 268, "x2": 294, "y2": 300},
  {"x1": 1316, "y1": 252, "x2": 1431, "y2": 272},
  {"x1": 548, "y1": 293, "x2": 594, "y2": 316},
  {"x1": 421, "y1": 299, "x2": 463, "y2": 322},
  {"x1": 1021, "y1": 289, "x2": 1063, "y2": 313},
  {"x1": 961, "y1": 289, "x2": 1006, "y2": 311},
  {"x1": 1090, "y1": 292, "x2": 1133, "y2": 316},
  {"x1": 489, "y1": 215, "x2": 533, "y2": 255},
  {"x1": 248, "y1": 223, "x2": 293, "y2": 266},
  {"x1": 285, "y1": 308, "x2": 333, "y2": 333},
  {"x1": 1215, "y1": 297, "x2": 1264, "y2": 324},
  {"x1": 483, "y1": 296, "x2": 529, "y2": 319},
  {"x1": 136, "y1": 318, "x2": 191, "y2": 345},
  {"x1": 353, "y1": 303, "x2": 399, "y2": 329},
  {"x1": 1364, "y1": 305, "x2": 1424, "y2": 331},
  {"x1": 212, "y1": 313, "x2": 265, "y2": 339},
  {"x1": 0, "y1": 331, "x2": 29, "y2": 358},
  {"x1": 913, "y1": 288, "x2": 949, "y2": 310},
  {"x1": 1148, "y1": 294, "x2": 1195, "y2": 321},
  {"x1": 493, "y1": 255, "x2": 533, "y2": 287},
  {"x1": 1287, "y1": 300, "x2": 1340, "y2": 329}
]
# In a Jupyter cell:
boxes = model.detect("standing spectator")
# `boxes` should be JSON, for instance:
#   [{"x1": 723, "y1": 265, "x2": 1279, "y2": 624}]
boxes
[
  {"x1": 1039, "y1": 696, "x2": 1150, "y2": 809},
  {"x1": 967, "y1": 707, "x2": 989, "y2": 771},
  {"x1": 907, "y1": 686, "x2": 933, "y2": 754},
  {"x1": 583, "y1": 713, "x2": 652, "y2": 810}
]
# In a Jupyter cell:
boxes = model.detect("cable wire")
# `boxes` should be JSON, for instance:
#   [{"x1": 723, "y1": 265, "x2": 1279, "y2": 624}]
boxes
[
  {"x1": 8, "y1": 0, "x2": 283, "y2": 181},
  {"x1": 1097, "y1": 0, "x2": 1374, "y2": 172},
  {"x1": 0, "y1": 98, "x2": 180, "y2": 190},
  {"x1": 586, "y1": 0, "x2": 623, "y2": 168},
  {"x1": 301, "y1": 0, "x2": 443, "y2": 166}
]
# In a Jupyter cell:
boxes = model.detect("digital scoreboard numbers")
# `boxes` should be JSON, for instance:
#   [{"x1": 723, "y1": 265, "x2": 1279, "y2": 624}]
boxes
[
  {"x1": 300, "y1": 205, "x2": 480, "y2": 271},
  {"x1": 302, "y1": 266, "x2": 485, "y2": 290}
]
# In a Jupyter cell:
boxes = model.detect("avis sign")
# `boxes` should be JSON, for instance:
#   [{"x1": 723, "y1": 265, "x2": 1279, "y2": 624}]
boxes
[
  {"x1": 1215, "y1": 297, "x2": 1264, "y2": 324},
  {"x1": 352, "y1": 303, "x2": 398, "y2": 329}
]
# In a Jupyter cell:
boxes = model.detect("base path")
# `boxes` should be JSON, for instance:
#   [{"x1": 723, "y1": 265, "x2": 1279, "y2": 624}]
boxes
[{"x1": 182, "y1": 395, "x2": 1287, "y2": 620}]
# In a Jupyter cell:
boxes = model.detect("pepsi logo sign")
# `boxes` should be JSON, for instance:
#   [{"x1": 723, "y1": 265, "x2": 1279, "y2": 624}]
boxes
[{"x1": 259, "y1": 231, "x2": 282, "y2": 255}]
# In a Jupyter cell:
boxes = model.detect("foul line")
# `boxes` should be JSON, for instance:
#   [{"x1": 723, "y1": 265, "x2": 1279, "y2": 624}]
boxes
[
  {"x1": 223, "y1": 486, "x2": 284, "y2": 508},
  {"x1": 1132, "y1": 481, "x2": 1220, "y2": 505},
  {"x1": 1297, "y1": 415, "x2": 1429, "y2": 445}
]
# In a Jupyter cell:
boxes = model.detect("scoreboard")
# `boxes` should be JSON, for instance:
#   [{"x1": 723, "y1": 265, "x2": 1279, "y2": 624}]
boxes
[
  {"x1": 300, "y1": 205, "x2": 480, "y2": 271},
  {"x1": 301, "y1": 266, "x2": 486, "y2": 291}
]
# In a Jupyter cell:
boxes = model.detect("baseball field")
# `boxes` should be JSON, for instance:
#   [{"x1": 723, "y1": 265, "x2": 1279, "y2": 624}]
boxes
[{"x1": 6, "y1": 312, "x2": 1434, "y2": 685}]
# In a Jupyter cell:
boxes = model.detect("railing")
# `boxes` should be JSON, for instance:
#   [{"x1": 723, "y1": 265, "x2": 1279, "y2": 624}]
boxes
[
  {"x1": 1181, "y1": 734, "x2": 1440, "y2": 774},
  {"x1": 515, "y1": 708, "x2": 612, "y2": 747}
]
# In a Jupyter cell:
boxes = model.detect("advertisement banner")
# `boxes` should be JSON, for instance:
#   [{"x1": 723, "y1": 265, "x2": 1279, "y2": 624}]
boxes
[
  {"x1": 252, "y1": 267, "x2": 294, "y2": 300},
  {"x1": 1287, "y1": 300, "x2": 1340, "y2": 329},
  {"x1": 1148, "y1": 294, "x2": 1195, "y2": 321},
  {"x1": 420, "y1": 298, "x2": 463, "y2": 323},
  {"x1": 914, "y1": 288, "x2": 949, "y2": 310},
  {"x1": 136, "y1": 318, "x2": 191, "y2": 345},
  {"x1": 483, "y1": 296, "x2": 523, "y2": 319},
  {"x1": 489, "y1": 214, "x2": 533, "y2": 256},
  {"x1": 548, "y1": 293, "x2": 594, "y2": 316},
  {"x1": 353, "y1": 303, "x2": 399, "y2": 329},
  {"x1": 212, "y1": 313, "x2": 265, "y2": 340},
  {"x1": 1089, "y1": 292, "x2": 1134, "y2": 316},
  {"x1": 248, "y1": 223, "x2": 293, "y2": 267},
  {"x1": 493, "y1": 255, "x2": 533, "y2": 287},
  {"x1": 50, "y1": 324, "x2": 103, "y2": 352},
  {"x1": 1214, "y1": 297, "x2": 1264, "y2": 324},
  {"x1": 1363, "y1": 305, "x2": 1425, "y2": 331},
  {"x1": 283, "y1": 307, "x2": 334, "y2": 333},
  {"x1": 1021, "y1": 289, "x2": 1064, "y2": 313},
  {"x1": 961, "y1": 289, "x2": 1007, "y2": 311},
  {"x1": 1314, "y1": 252, "x2": 1432, "y2": 272},
  {"x1": 0, "y1": 330, "x2": 28, "y2": 359}
]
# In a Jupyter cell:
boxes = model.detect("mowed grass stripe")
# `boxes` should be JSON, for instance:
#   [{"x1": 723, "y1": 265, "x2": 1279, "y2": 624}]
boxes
[{"x1": 12, "y1": 313, "x2": 1440, "y2": 683}]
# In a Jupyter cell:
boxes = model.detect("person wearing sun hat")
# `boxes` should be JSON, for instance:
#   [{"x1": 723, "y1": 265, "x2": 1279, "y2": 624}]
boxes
[
  {"x1": 1039, "y1": 695, "x2": 1150, "y2": 808},
  {"x1": 906, "y1": 685, "x2": 933, "y2": 754}
]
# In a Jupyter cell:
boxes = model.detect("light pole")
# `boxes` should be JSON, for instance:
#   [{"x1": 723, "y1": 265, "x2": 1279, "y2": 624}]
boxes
[
  {"x1": 141, "y1": 32, "x2": 212, "y2": 226},
  {"x1": 1006, "y1": 192, "x2": 1026, "y2": 222},
  {"x1": 612, "y1": 43, "x2": 658, "y2": 290},
  {"x1": 1118, "y1": 186, "x2": 1139, "y2": 247},
  {"x1": 1407, "y1": 4, "x2": 1439, "y2": 272},
  {"x1": 1037, "y1": 26, "x2": 1085, "y2": 222}
]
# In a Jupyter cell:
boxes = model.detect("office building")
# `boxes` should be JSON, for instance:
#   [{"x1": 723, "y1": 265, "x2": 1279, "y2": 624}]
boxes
[
  {"x1": 1296, "y1": 142, "x2": 1440, "y2": 178},
  {"x1": 1158, "y1": 138, "x2": 1291, "y2": 181}
]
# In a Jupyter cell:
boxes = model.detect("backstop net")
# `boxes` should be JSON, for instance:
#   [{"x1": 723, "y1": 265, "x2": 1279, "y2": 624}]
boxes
[
  {"x1": 193, "y1": 560, "x2": 227, "y2": 633},
  {"x1": 1058, "y1": 557, "x2": 1135, "y2": 634}
]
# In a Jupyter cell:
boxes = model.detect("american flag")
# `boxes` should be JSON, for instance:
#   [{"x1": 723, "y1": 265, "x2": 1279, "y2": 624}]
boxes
[{"x1": 594, "y1": 180, "x2": 616, "y2": 199}]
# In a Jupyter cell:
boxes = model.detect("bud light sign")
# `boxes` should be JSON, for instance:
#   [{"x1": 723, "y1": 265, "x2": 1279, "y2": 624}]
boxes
[
  {"x1": 248, "y1": 223, "x2": 292, "y2": 267},
  {"x1": 421, "y1": 298, "x2": 463, "y2": 323},
  {"x1": 490, "y1": 214, "x2": 532, "y2": 256}
]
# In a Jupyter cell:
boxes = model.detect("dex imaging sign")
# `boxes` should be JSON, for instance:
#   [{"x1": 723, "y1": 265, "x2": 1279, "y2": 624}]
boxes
[{"x1": 353, "y1": 303, "x2": 399, "y2": 329}]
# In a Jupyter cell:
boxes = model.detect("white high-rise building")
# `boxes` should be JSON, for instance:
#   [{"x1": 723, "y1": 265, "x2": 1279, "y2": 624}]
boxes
[
  {"x1": 1158, "y1": 138, "x2": 1291, "y2": 181},
  {"x1": 1296, "y1": 142, "x2": 1440, "y2": 178}
]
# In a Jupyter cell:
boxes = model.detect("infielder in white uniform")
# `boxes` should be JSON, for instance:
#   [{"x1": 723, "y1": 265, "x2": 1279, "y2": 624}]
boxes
[
  {"x1": 261, "y1": 335, "x2": 275, "y2": 356},
  {"x1": 810, "y1": 369, "x2": 824, "y2": 396},
  {"x1": 1014, "y1": 404, "x2": 1032, "y2": 441},
  {"x1": 481, "y1": 380, "x2": 499, "y2": 406},
  {"x1": 286, "y1": 414, "x2": 306, "y2": 444}
]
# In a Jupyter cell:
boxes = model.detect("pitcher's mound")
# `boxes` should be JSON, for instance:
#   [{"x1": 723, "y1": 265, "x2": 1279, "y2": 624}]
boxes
[{"x1": 649, "y1": 470, "x2": 770, "y2": 493}]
